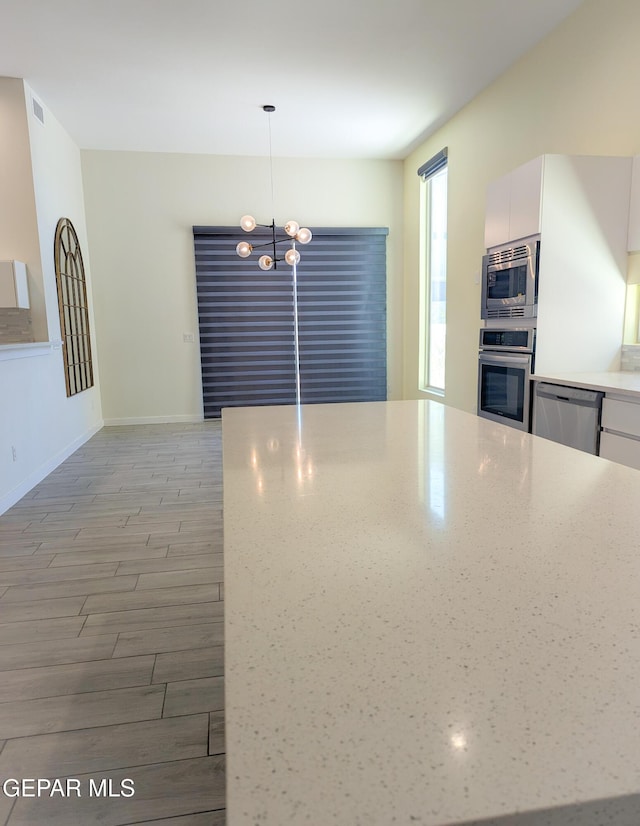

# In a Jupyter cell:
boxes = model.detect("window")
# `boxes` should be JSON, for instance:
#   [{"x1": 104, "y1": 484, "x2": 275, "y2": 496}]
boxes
[
  {"x1": 418, "y1": 150, "x2": 448, "y2": 393},
  {"x1": 192, "y1": 226, "x2": 388, "y2": 417}
]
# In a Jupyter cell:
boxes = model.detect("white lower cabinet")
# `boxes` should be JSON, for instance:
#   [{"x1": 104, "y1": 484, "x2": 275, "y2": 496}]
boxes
[{"x1": 600, "y1": 396, "x2": 640, "y2": 470}]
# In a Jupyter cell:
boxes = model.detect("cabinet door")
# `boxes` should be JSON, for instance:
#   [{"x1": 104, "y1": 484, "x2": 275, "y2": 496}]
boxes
[
  {"x1": 484, "y1": 157, "x2": 543, "y2": 249},
  {"x1": 602, "y1": 397, "x2": 640, "y2": 438},
  {"x1": 599, "y1": 431, "x2": 640, "y2": 471},
  {"x1": 484, "y1": 174, "x2": 510, "y2": 249},
  {"x1": 628, "y1": 155, "x2": 640, "y2": 252},
  {"x1": 509, "y1": 156, "x2": 543, "y2": 243}
]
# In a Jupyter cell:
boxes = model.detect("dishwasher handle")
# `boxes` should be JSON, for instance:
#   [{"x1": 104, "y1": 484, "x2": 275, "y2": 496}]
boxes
[{"x1": 535, "y1": 383, "x2": 603, "y2": 408}]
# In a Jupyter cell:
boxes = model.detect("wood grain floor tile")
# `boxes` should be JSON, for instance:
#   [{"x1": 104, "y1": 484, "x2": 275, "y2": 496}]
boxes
[
  {"x1": 0, "y1": 655, "x2": 154, "y2": 703},
  {"x1": 166, "y1": 542, "x2": 222, "y2": 557},
  {"x1": 74, "y1": 523, "x2": 178, "y2": 540},
  {"x1": 0, "y1": 684, "x2": 165, "y2": 738},
  {"x1": 146, "y1": 532, "x2": 218, "y2": 549},
  {"x1": 152, "y1": 646, "x2": 224, "y2": 684},
  {"x1": 20, "y1": 524, "x2": 81, "y2": 538},
  {"x1": 82, "y1": 584, "x2": 220, "y2": 614},
  {"x1": 24, "y1": 494, "x2": 95, "y2": 507},
  {"x1": 42, "y1": 515, "x2": 130, "y2": 529},
  {"x1": 81, "y1": 602, "x2": 223, "y2": 636},
  {"x1": 178, "y1": 519, "x2": 222, "y2": 532},
  {"x1": 163, "y1": 676, "x2": 224, "y2": 717},
  {"x1": 0, "y1": 792, "x2": 13, "y2": 826},
  {"x1": 121, "y1": 813, "x2": 226, "y2": 826},
  {"x1": 0, "y1": 562, "x2": 118, "y2": 587},
  {"x1": 126, "y1": 507, "x2": 215, "y2": 523},
  {"x1": 0, "y1": 575, "x2": 139, "y2": 603},
  {"x1": 136, "y1": 568, "x2": 224, "y2": 590},
  {"x1": 49, "y1": 545, "x2": 168, "y2": 567},
  {"x1": 113, "y1": 623, "x2": 224, "y2": 658},
  {"x1": 0, "y1": 634, "x2": 117, "y2": 671},
  {"x1": 0, "y1": 713, "x2": 208, "y2": 776},
  {"x1": 0, "y1": 596, "x2": 85, "y2": 622},
  {"x1": 0, "y1": 543, "x2": 42, "y2": 557},
  {"x1": 116, "y1": 553, "x2": 222, "y2": 576},
  {"x1": 0, "y1": 511, "x2": 50, "y2": 523},
  {"x1": 0, "y1": 422, "x2": 226, "y2": 823},
  {"x1": 42, "y1": 507, "x2": 140, "y2": 521},
  {"x1": 0, "y1": 615, "x2": 86, "y2": 645},
  {"x1": 0, "y1": 523, "x2": 37, "y2": 536},
  {"x1": 7, "y1": 756, "x2": 225, "y2": 826},
  {"x1": 209, "y1": 710, "x2": 225, "y2": 756},
  {"x1": 35, "y1": 534, "x2": 152, "y2": 553},
  {"x1": 7, "y1": 501, "x2": 73, "y2": 513},
  {"x1": 0, "y1": 554, "x2": 55, "y2": 572}
]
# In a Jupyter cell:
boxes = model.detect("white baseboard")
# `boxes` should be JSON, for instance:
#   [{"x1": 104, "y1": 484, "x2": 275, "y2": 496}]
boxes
[
  {"x1": 103, "y1": 414, "x2": 204, "y2": 426},
  {"x1": 0, "y1": 421, "x2": 104, "y2": 516}
]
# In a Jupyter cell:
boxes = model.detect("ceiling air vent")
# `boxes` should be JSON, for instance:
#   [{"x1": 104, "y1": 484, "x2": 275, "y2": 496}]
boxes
[{"x1": 32, "y1": 97, "x2": 44, "y2": 125}]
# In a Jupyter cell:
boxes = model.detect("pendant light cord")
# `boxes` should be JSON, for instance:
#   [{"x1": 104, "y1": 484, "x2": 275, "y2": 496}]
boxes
[{"x1": 267, "y1": 110, "x2": 275, "y2": 219}]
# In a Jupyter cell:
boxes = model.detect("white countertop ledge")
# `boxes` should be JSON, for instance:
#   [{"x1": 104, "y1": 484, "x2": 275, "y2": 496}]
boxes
[
  {"x1": 533, "y1": 369, "x2": 640, "y2": 397},
  {"x1": 223, "y1": 399, "x2": 640, "y2": 826},
  {"x1": 0, "y1": 342, "x2": 57, "y2": 361}
]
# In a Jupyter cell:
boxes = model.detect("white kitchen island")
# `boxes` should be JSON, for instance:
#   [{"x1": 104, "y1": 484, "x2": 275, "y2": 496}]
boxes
[{"x1": 222, "y1": 400, "x2": 640, "y2": 825}]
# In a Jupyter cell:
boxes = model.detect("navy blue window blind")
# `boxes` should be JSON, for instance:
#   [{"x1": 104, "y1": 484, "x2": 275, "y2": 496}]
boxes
[{"x1": 192, "y1": 226, "x2": 388, "y2": 418}]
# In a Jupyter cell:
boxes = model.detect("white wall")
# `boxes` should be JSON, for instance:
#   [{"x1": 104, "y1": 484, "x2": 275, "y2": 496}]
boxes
[
  {"x1": 0, "y1": 78, "x2": 46, "y2": 339},
  {"x1": 403, "y1": 0, "x2": 640, "y2": 413},
  {"x1": 0, "y1": 81, "x2": 102, "y2": 514},
  {"x1": 80, "y1": 151, "x2": 403, "y2": 423}
]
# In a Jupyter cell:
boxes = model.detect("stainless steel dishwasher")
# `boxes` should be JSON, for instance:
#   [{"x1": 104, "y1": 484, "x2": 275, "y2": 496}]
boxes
[{"x1": 532, "y1": 383, "x2": 604, "y2": 454}]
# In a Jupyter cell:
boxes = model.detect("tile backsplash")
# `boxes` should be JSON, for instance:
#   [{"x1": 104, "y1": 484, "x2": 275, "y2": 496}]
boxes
[
  {"x1": 0, "y1": 308, "x2": 34, "y2": 343},
  {"x1": 621, "y1": 344, "x2": 640, "y2": 371}
]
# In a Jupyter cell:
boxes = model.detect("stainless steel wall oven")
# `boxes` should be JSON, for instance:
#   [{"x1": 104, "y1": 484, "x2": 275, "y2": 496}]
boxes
[{"x1": 478, "y1": 327, "x2": 535, "y2": 432}]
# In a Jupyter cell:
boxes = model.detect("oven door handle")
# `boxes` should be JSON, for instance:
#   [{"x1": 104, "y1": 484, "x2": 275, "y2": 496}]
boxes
[
  {"x1": 485, "y1": 256, "x2": 532, "y2": 273},
  {"x1": 479, "y1": 353, "x2": 531, "y2": 367}
]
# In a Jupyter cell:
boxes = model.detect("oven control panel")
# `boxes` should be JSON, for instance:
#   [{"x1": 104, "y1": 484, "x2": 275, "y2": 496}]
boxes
[{"x1": 479, "y1": 327, "x2": 535, "y2": 352}]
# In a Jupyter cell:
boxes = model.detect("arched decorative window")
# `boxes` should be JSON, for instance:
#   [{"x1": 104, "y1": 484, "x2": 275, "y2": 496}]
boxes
[{"x1": 54, "y1": 217, "x2": 94, "y2": 396}]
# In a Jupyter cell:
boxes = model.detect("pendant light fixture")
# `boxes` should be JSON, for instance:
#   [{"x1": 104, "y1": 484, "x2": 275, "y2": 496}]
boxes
[
  {"x1": 235, "y1": 106, "x2": 313, "y2": 271},
  {"x1": 235, "y1": 105, "x2": 312, "y2": 407}
]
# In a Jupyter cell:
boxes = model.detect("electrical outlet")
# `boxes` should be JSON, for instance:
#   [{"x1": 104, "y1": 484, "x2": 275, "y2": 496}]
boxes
[
  {"x1": 11, "y1": 446, "x2": 17, "y2": 462},
  {"x1": 183, "y1": 332, "x2": 195, "y2": 343}
]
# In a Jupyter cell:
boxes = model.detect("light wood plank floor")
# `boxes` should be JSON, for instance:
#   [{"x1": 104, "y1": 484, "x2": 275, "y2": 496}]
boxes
[{"x1": 0, "y1": 423, "x2": 226, "y2": 826}]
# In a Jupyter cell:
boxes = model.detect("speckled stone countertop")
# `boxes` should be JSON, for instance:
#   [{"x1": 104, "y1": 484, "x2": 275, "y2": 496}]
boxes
[
  {"x1": 223, "y1": 400, "x2": 640, "y2": 825},
  {"x1": 532, "y1": 370, "x2": 640, "y2": 398}
]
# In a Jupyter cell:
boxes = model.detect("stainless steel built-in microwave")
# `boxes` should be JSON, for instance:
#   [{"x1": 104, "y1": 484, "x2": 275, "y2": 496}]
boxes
[{"x1": 481, "y1": 235, "x2": 540, "y2": 320}]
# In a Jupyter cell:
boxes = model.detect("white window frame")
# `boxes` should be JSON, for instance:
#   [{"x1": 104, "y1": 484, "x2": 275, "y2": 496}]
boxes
[{"x1": 419, "y1": 162, "x2": 448, "y2": 394}]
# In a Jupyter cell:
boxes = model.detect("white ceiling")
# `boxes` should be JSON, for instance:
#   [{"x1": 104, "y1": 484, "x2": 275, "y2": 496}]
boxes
[{"x1": 0, "y1": 0, "x2": 585, "y2": 159}]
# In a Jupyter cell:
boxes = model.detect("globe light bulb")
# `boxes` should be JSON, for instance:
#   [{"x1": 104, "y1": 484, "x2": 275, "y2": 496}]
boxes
[
  {"x1": 240, "y1": 215, "x2": 256, "y2": 232},
  {"x1": 285, "y1": 248, "x2": 300, "y2": 266},
  {"x1": 258, "y1": 255, "x2": 274, "y2": 270},
  {"x1": 284, "y1": 220, "x2": 300, "y2": 237},
  {"x1": 296, "y1": 227, "x2": 312, "y2": 244},
  {"x1": 236, "y1": 241, "x2": 253, "y2": 258}
]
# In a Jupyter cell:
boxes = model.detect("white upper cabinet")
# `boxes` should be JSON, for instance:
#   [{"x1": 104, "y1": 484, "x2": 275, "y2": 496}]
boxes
[
  {"x1": 483, "y1": 154, "x2": 633, "y2": 375},
  {"x1": 627, "y1": 155, "x2": 640, "y2": 251},
  {"x1": 484, "y1": 156, "x2": 543, "y2": 249},
  {"x1": 484, "y1": 174, "x2": 510, "y2": 250},
  {"x1": 0, "y1": 260, "x2": 29, "y2": 308}
]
